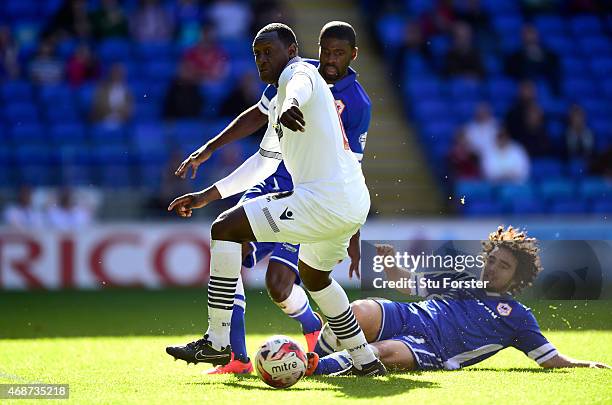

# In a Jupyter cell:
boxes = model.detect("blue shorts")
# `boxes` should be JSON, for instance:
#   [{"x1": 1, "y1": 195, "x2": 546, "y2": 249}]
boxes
[
  {"x1": 240, "y1": 184, "x2": 301, "y2": 283},
  {"x1": 375, "y1": 300, "x2": 445, "y2": 370}
]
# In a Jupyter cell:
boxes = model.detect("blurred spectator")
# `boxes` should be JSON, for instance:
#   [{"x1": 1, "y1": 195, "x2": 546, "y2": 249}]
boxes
[
  {"x1": 521, "y1": 0, "x2": 557, "y2": 15},
  {"x1": 505, "y1": 24, "x2": 559, "y2": 93},
  {"x1": 250, "y1": 0, "x2": 293, "y2": 33},
  {"x1": 481, "y1": 128, "x2": 530, "y2": 183},
  {"x1": 90, "y1": 0, "x2": 129, "y2": 40},
  {"x1": 182, "y1": 26, "x2": 229, "y2": 83},
  {"x1": 130, "y1": 0, "x2": 174, "y2": 43},
  {"x1": 46, "y1": 188, "x2": 93, "y2": 231},
  {"x1": 454, "y1": 0, "x2": 489, "y2": 33},
  {"x1": 148, "y1": 147, "x2": 195, "y2": 216},
  {"x1": 29, "y1": 41, "x2": 64, "y2": 85},
  {"x1": 163, "y1": 61, "x2": 204, "y2": 119},
  {"x1": 66, "y1": 43, "x2": 100, "y2": 87},
  {"x1": 219, "y1": 72, "x2": 261, "y2": 117},
  {"x1": 0, "y1": 25, "x2": 20, "y2": 80},
  {"x1": 421, "y1": 0, "x2": 455, "y2": 39},
  {"x1": 209, "y1": 0, "x2": 252, "y2": 40},
  {"x1": 402, "y1": 20, "x2": 431, "y2": 58},
  {"x1": 44, "y1": 0, "x2": 92, "y2": 41},
  {"x1": 464, "y1": 102, "x2": 498, "y2": 157},
  {"x1": 443, "y1": 22, "x2": 484, "y2": 78},
  {"x1": 565, "y1": 104, "x2": 594, "y2": 160},
  {"x1": 505, "y1": 80, "x2": 537, "y2": 138},
  {"x1": 514, "y1": 103, "x2": 553, "y2": 157},
  {"x1": 448, "y1": 128, "x2": 480, "y2": 179},
  {"x1": 590, "y1": 147, "x2": 612, "y2": 178},
  {"x1": 91, "y1": 63, "x2": 133, "y2": 127},
  {"x1": 2, "y1": 187, "x2": 45, "y2": 230}
]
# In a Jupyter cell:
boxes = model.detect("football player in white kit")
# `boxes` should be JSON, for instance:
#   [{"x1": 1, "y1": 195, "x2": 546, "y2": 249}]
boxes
[{"x1": 167, "y1": 23, "x2": 385, "y2": 376}]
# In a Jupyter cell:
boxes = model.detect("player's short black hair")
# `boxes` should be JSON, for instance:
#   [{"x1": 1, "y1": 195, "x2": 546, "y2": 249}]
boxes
[
  {"x1": 319, "y1": 21, "x2": 356, "y2": 48},
  {"x1": 255, "y1": 23, "x2": 298, "y2": 48}
]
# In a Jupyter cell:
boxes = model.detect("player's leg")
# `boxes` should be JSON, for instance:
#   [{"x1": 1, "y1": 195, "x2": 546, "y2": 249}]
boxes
[
  {"x1": 299, "y1": 250, "x2": 386, "y2": 376},
  {"x1": 166, "y1": 204, "x2": 256, "y2": 365},
  {"x1": 370, "y1": 340, "x2": 417, "y2": 371},
  {"x1": 266, "y1": 244, "x2": 322, "y2": 350}
]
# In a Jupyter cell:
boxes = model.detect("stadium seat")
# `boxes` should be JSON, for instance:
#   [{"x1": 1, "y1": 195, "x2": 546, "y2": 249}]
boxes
[
  {"x1": 542, "y1": 35, "x2": 575, "y2": 56},
  {"x1": 3, "y1": 102, "x2": 38, "y2": 124},
  {"x1": 404, "y1": 77, "x2": 442, "y2": 100},
  {"x1": 92, "y1": 146, "x2": 133, "y2": 188},
  {"x1": 568, "y1": 159, "x2": 587, "y2": 178},
  {"x1": 0, "y1": 80, "x2": 34, "y2": 102},
  {"x1": 550, "y1": 201, "x2": 587, "y2": 214},
  {"x1": 592, "y1": 198, "x2": 612, "y2": 214},
  {"x1": 90, "y1": 125, "x2": 127, "y2": 146},
  {"x1": 5, "y1": 0, "x2": 38, "y2": 19},
  {"x1": 589, "y1": 58, "x2": 612, "y2": 78},
  {"x1": 570, "y1": 15, "x2": 603, "y2": 36},
  {"x1": 486, "y1": 77, "x2": 516, "y2": 101},
  {"x1": 142, "y1": 61, "x2": 176, "y2": 81},
  {"x1": 134, "y1": 100, "x2": 160, "y2": 121},
  {"x1": 579, "y1": 177, "x2": 612, "y2": 200},
  {"x1": 534, "y1": 15, "x2": 565, "y2": 36},
  {"x1": 508, "y1": 197, "x2": 544, "y2": 215},
  {"x1": 461, "y1": 199, "x2": 504, "y2": 217},
  {"x1": 9, "y1": 123, "x2": 45, "y2": 145},
  {"x1": 98, "y1": 39, "x2": 132, "y2": 62},
  {"x1": 539, "y1": 179, "x2": 575, "y2": 200},
  {"x1": 50, "y1": 123, "x2": 87, "y2": 146},
  {"x1": 14, "y1": 146, "x2": 59, "y2": 186},
  {"x1": 38, "y1": 84, "x2": 74, "y2": 104},
  {"x1": 422, "y1": 121, "x2": 456, "y2": 141},
  {"x1": 498, "y1": 183, "x2": 535, "y2": 202},
  {"x1": 43, "y1": 105, "x2": 79, "y2": 124},
  {"x1": 578, "y1": 36, "x2": 612, "y2": 57},
  {"x1": 376, "y1": 14, "x2": 405, "y2": 51},
  {"x1": 455, "y1": 180, "x2": 495, "y2": 200},
  {"x1": 449, "y1": 78, "x2": 482, "y2": 101},
  {"x1": 132, "y1": 122, "x2": 166, "y2": 150},
  {"x1": 530, "y1": 158, "x2": 564, "y2": 180},
  {"x1": 134, "y1": 42, "x2": 175, "y2": 62}
]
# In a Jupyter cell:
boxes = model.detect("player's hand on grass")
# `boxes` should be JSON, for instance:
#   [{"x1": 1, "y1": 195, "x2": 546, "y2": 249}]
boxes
[
  {"x1": 175, "y1": 144, "x2": 213, "y2": 179},
  {"x1": 588, "y1": 361, "x2": 611, "y2": 368},
  {"x1": 280, "y1": 98, "x2": 305, "y2": 132},
  {"x1": 167, "y1": 187, "x2": 221, "y2": 218}
]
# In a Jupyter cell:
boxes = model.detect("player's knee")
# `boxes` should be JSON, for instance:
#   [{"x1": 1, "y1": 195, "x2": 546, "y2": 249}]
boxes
[
  {"x1": 265, "y1": 266, "x2": 296, "y2": 302},
  {"x1": 210, "y1": 216, "x2": 230, "y2": 240},
  {"x1": 350, "y1": 300, "x2": 380, "y2": 342},
  {"x1": 299, "y1": 267, "x2": 331, "y2": 291}
]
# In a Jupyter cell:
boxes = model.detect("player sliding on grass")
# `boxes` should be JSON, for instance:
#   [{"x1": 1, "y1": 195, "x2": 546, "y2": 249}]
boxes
[
  {"x1": 166, "y1": 23, "x2": 386, "y2": 376},
  {"x1": 169, "y1": 21, "x2": 371, "y2": 375},
  {"x1": 310, "y1": 226, "x2": 610, "y2": 375}
]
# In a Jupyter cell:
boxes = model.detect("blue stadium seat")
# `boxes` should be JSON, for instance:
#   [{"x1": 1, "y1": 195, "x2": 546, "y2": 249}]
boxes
[
  {"x1": 539, "y1": 179, "x2": 575, "y2": 200},
  {"x1": 220, "y1": 38, "x2": 252, "y2": 60},
  {"x1": 131, "y1": 80, "x2": 167, "y2": 101},
  {"x1": 134, "y1": 42, "x2": 175, "y2": 62},
  {"x1": 455, "y1": 180, "x2": 495, "y2": 200},
  {"x1": 405, "y1": 77, "x2": 442, "y2": 99},
  {"x1": 508, "y1": 197, "x2": 544, "y2": 215},
  {"x1": 498, "y1": 183, "x2": 535, "y2": 202},
  {"x1": 429, "y1": 35, "x2": 450, "y2": 59},
  {"x1": 570, "y1": 15, "x2": 603, "y2": 35},
  {"x1": 0, "y1": 147, "x2": 15, "y2": 187},
  {"x1": 591, "y1": 119, "x2": 611, "y2": 142},
  {"x1": 542, "y1": 35, "x2": 574, "y2": 56},
  {"x1": 486, "y1": 77, "x2": 516, "y2": 101},
  {"x1": 43, "y1": 105, "x2": 79, "y2": 124},
  {"x1": 568, "y1": 159, "x2": 587, "y2": 178},
  {"x1": 578, "y1": 36, "x2": 612, "y2": 56},
  {"x1": 546, "y1": 119, "x2": 564, "y2": 141},
  {"x1": 422, "y1": 121, "x2": 456, "y2": 141},
  {"x1": 98, "y1": 39, "x2": 132, "y2": 62},
  {"x1": 50, "y1": 123, "x2": 87, "y2": 146},
  {"x1": 551, "y1": 201, "x2": 587, "y2": 214},
  {"x1": 579, "y1": 177, "x2": 612, "y2": 200},
  {"x1": 531, "y1": 158, "x2": 564, "y2": 179},
  {"x1": 413, "y1": 100, "x2": 449, "y2": 122},
  {"x1": 5, "y1": 0, "x2": 38, "y2": 19},
  {"x1": 405, "y1": 0, "x2": 434, "y2": 15},
  {"x1": 76, "y1": 84, "x2": 96, "y2": 113},
  {"x1": 402, "y1": 54, "x2": 429, "y2": 75},
  {"x1": 92, "y1": 146, "x2": 132, "y2": 188},
  {"x1": 58, "y1": 146, "x2": 93, "y2": 186},
  {"x1": 132, "y1": 122, "x2": 166, "y2": 150},
  {"x1": 563, "y1": 79, "x2": 597, "y2": 101},
  {"x1": 561, "y1": 57, "x2": 588, "y2": 77},
  {"x1": 534, "y1": 15, "x2": 565, "y2": 36},
  {"x1": 134, "y1": 101, "x2": 160, "y2": 121},
  {"x1": 589, "y1": 57, "x2": 612, "y2": 78},
  {"x1": 376, "y1": 14, "x2": 405, "y2": 51},
  {"x1": 14, "y1": 146, "x2": 59, "y2": 186},
  {"x1": 3, "y1": 102, "x2": 38, "y2": 124},
  {"x1": 90, "y1": 125, "x2": 127, "y2": 145},
  {"x1": 592, "y1": 198, "x2": 612, "y2": 214},
  {"x1": 449, "y1": 78, "x2": 482, "y2": 101},
  {"x1": 9, "y1": 123, "x2": 45, "y2": 145},
  {"x1": 483, "y1": 55, "x2": 502, "y2": 75},
  {"x1": 38, "y1": 84, "x2": 73, "y2": 104},
  {"x1": 453, "y1": 100, "x2": 478, "y2": 122},
  {"x1": 0, "y1": 81, "x2": 33, "y2": 102},
  {"x1": 482, "y1": 0, "x2": 519, "y2": 14},
  {"x1": 142, "y1": 61, "x2": 176, "y2": 81},
  {"x1": 461, "y1": 199, "x2": 504, "y2": 217}
]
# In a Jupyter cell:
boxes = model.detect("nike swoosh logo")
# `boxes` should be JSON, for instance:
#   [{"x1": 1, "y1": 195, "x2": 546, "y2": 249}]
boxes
[{"x1": 195, "y1": 351, "x2": 228, "y2": 360}]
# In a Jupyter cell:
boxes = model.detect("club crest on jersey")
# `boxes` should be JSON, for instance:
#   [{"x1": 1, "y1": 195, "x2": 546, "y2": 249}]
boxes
[{"x1": 496, "y1": 302, "x2": 513, "y2": 316}]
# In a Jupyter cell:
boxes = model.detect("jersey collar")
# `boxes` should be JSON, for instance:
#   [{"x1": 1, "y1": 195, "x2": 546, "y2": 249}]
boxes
[{"x1": 330, "y1": 66, "x2": 357, "y2": 92}]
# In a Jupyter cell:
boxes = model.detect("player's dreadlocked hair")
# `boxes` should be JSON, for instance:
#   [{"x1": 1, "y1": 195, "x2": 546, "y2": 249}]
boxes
[
  {"x1": 319, "y1": 21, "x2": 357, "y2": 48},
  {"x1": 256, "y1": 23, "x2": 298, "y2": 48},
  {"x1": 482, "y1": 225, "x2": 543, "y2": 295}
]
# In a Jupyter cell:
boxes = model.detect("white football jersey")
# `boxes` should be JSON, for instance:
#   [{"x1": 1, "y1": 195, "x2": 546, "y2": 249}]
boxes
[{"x1": 258, "y1": 59, "x2": 370, "y2": 224}]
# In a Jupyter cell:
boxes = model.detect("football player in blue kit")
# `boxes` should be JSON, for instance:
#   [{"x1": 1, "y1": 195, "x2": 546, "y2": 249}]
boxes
[
  {"x1": 312, "y1": 226, "x2": 610, "y2": 374},
  {"x1": 168, "y1": 21, "x2": 372, "y2": 374}
]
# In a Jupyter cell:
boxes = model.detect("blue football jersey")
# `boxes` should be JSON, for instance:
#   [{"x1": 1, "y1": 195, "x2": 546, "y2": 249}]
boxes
[
  {"x1": 385, "y1": 274, "x2": 558, "y2": 370},
  {"x1": 254, "y1": 59, "x2": 371, "y2": 194}
]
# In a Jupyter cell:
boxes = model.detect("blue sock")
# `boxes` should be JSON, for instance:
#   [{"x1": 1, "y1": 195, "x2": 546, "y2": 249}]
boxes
[
  {"x1": 313, "y1": 351, "x2": 353, "y2": 375},
  {"x1": 291, "y1": 302, "x2": 322, "y2": 334},
  {"x1": 230, "y1": 300, "x2": 249, "y2": 363},
  {"x1": 277, "y1": 284, "x2": 322, "y2": 334}
]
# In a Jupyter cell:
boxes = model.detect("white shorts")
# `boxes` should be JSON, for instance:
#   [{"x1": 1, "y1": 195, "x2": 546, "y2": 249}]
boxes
[{"x1": 241, "y1": 187, "x2": 362, "y2": 271}]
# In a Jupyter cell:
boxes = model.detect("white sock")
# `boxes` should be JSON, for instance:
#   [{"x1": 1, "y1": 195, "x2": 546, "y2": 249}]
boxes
[
  {"x1": 206, "y1": 240, "x2": 241, "y2": 350},
  {"x1": 275, "y1": 284, "x2": 308, "y2": 315},
  {"x1": 308, "y1": 279, "x2": 377, "y2": 367}
]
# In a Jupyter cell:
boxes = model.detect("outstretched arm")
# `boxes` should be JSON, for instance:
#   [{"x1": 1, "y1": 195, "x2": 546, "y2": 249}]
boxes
[
  {"x1": 540, "y1": 353, "x2": 610, "y2": 369},
  {"x1": 175, "y1": 104, "x2": 268, "y2": 179},
  {"x1": 168, "y1": 150, "x2": 281, "y2": 217}
]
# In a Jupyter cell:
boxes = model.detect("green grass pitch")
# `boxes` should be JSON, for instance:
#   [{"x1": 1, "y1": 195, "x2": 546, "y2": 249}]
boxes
[{"x1": 1, "y1": 289, "x2": 610, "y2": 404}]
